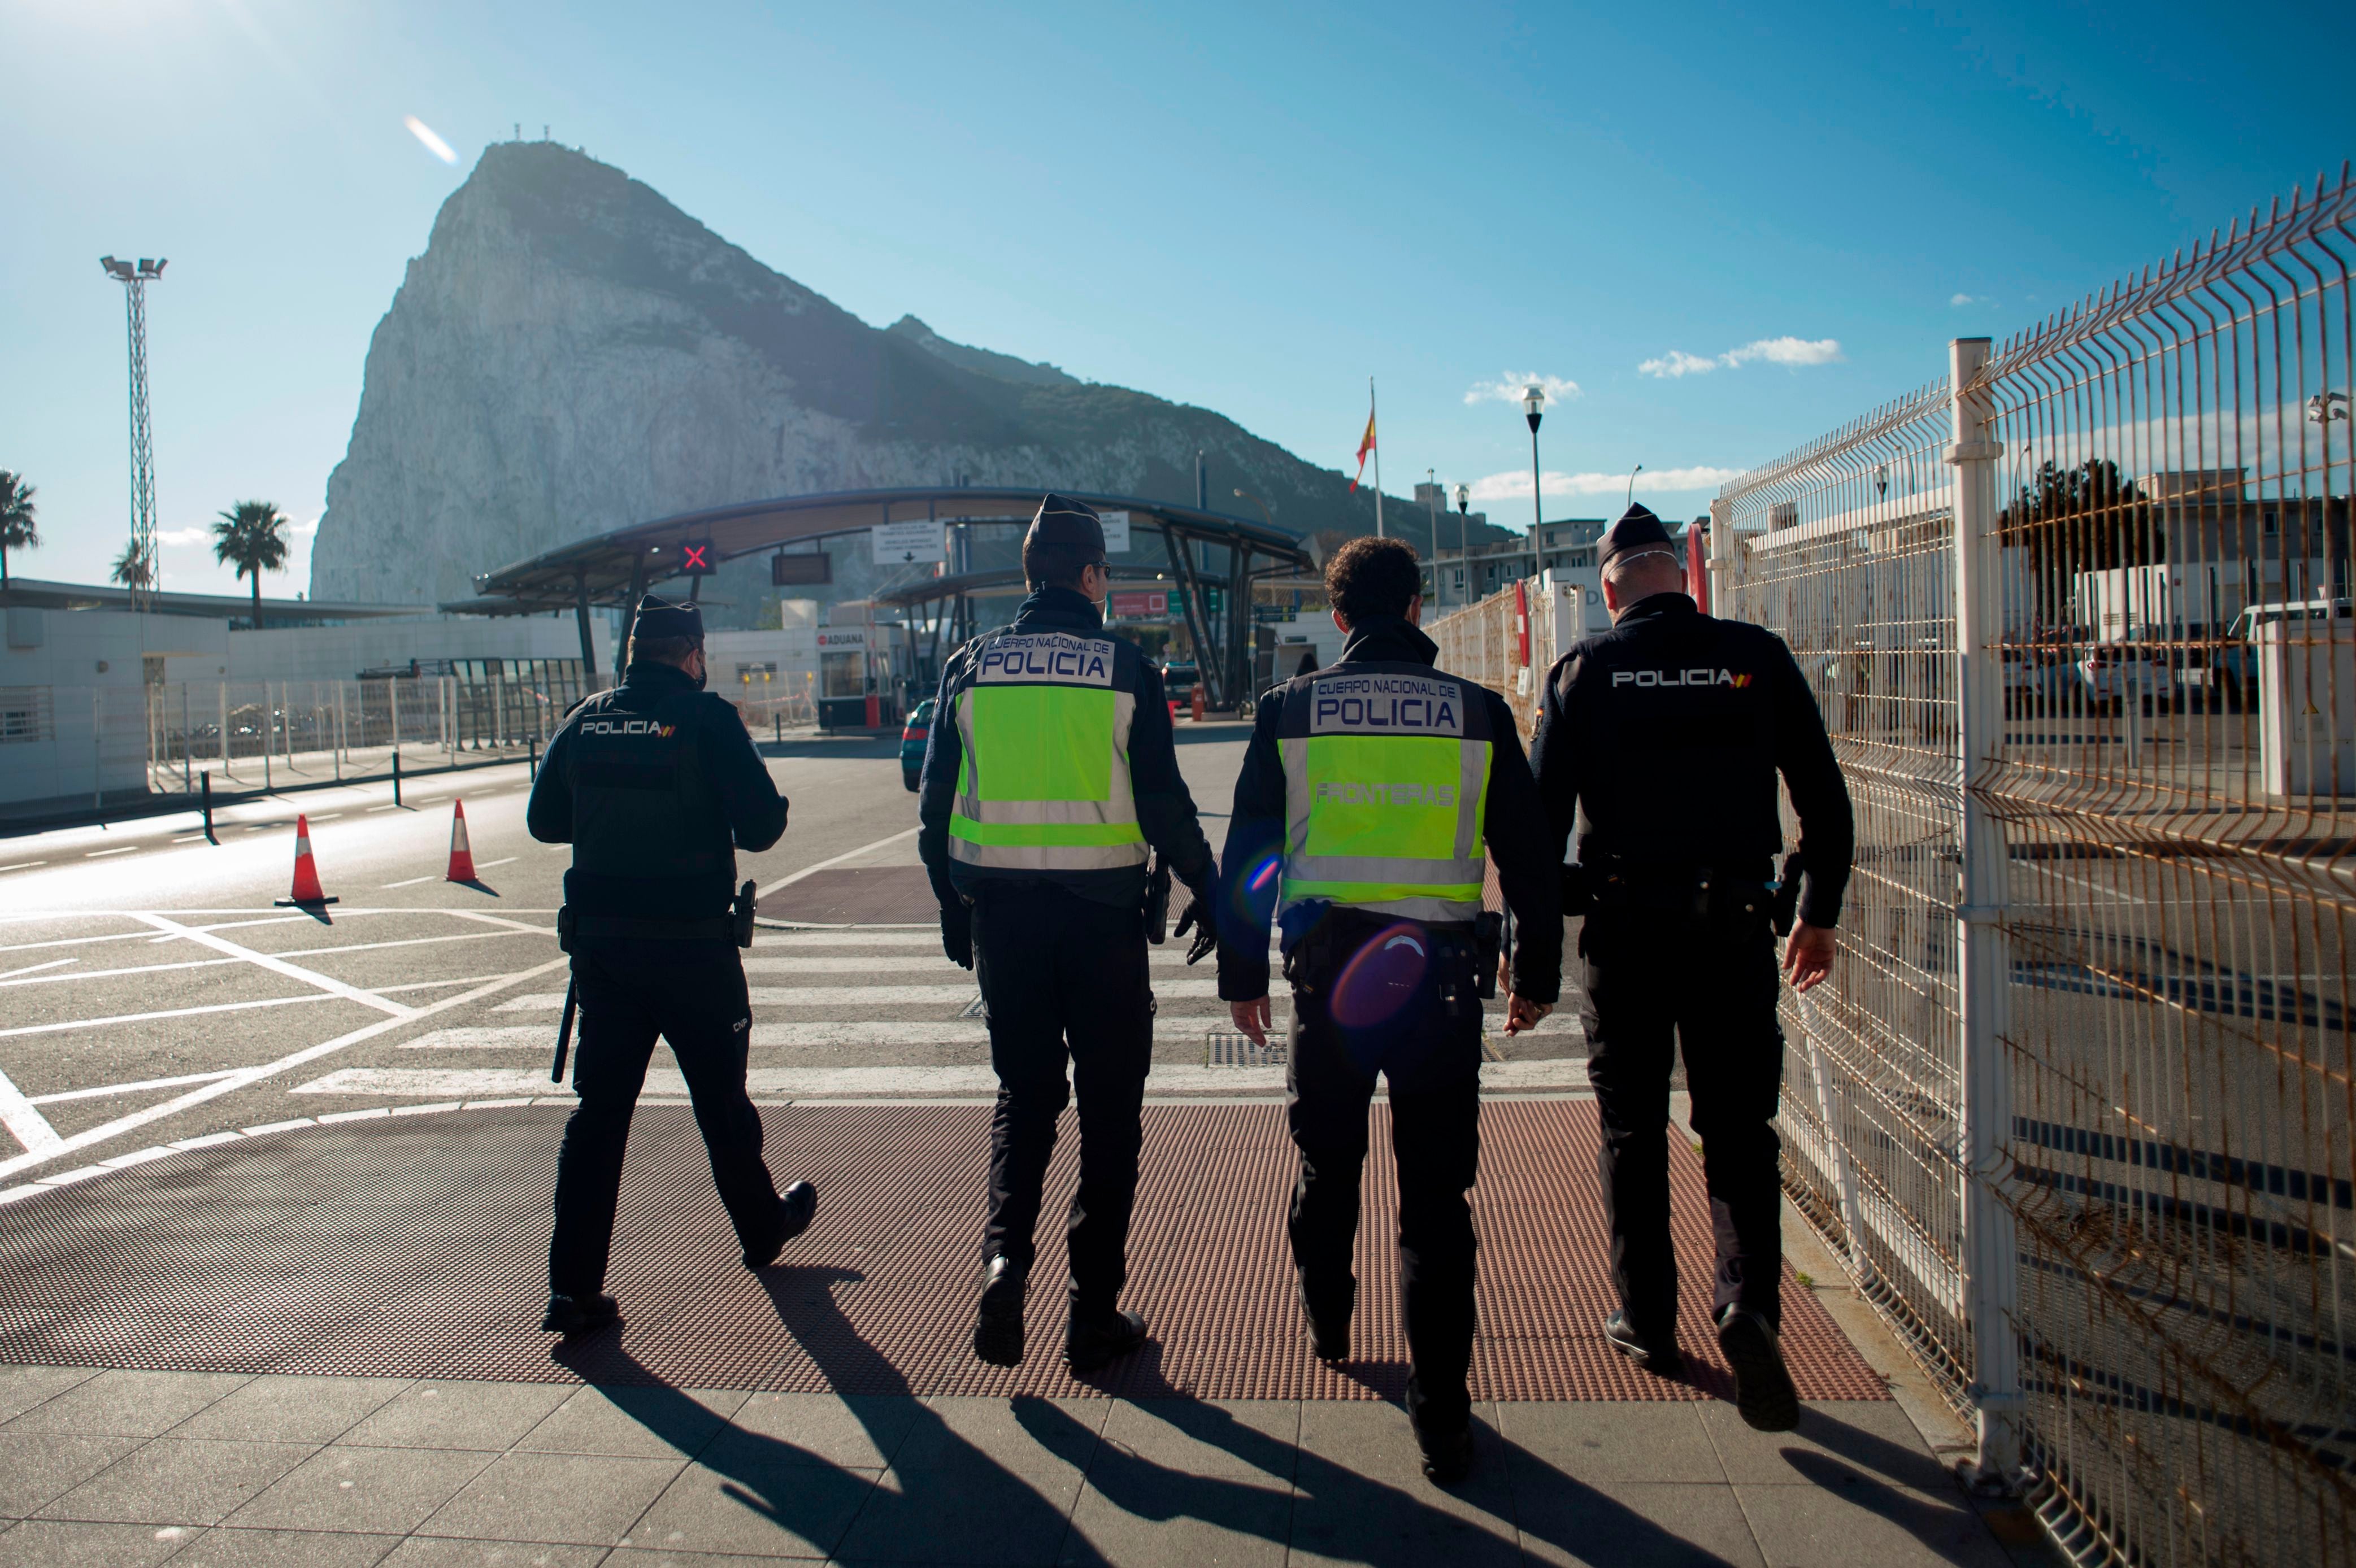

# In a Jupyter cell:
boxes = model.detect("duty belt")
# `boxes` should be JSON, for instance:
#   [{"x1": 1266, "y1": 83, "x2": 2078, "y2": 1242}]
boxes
[{"x1": 571, "y1": 913, "x2": 735, "y2": 942}]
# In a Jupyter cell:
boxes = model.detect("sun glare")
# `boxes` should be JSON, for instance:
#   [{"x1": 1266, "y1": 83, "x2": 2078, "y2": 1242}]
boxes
[{"x1": 403, "y1": 115, "x2": 457, "y2": 165}]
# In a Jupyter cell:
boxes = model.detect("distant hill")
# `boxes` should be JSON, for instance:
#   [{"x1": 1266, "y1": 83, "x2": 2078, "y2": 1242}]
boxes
[{"x1": 309, "y1": 142, "x2": 1511, "y2": 617}]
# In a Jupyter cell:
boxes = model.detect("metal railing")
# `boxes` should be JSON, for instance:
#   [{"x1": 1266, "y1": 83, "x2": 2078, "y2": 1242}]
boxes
[{"x1": 1710, "y1": 169, "x2": 2355, "y2": 1567}]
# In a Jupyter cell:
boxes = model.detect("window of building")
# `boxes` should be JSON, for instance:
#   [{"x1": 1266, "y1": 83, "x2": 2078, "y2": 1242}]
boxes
[{"x1": 0, "y1": 687, "x2": 52, "y2": 744}]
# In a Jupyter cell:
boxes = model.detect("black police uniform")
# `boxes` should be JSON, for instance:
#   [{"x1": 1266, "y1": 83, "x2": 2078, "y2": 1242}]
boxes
[
  {"x1": 526, "y1": 596, "x2": 815, "y2": 1327},
  {"x1": 916, "y1": 496, "x2": 1217, "y2": 1368},
  {"x1": 1216, "y1": 613, "x2": 1562, "y2": 1454},
  {"x1": 1528, "y1": 507, "x2": 1853, "y2": 1404}
]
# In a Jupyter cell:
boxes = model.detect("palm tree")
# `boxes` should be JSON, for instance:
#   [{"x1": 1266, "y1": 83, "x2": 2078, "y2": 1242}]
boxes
[
  {"x1": 109, "y1": 539, "x2": 155, "y2": 593},
  {"x1": 0, "y1": 471, "x2": 37, "y2": 591},
  {"x1": 212, "y1": 500, "x2": 291, "y2": 628}
]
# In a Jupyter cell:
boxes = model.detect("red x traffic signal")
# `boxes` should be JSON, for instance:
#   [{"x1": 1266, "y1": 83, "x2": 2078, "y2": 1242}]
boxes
[{"x1": 681, "y1": 541, "x2": 716, "y2": 575}]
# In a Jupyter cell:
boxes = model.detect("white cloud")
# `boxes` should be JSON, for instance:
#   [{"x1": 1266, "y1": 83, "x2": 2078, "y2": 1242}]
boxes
[
  {"x1": 1639, "y1": 336, "x2": 1844, "y2": 378},
  {"x1": 1468, "y1": 466, "x2": 1744, "y2": 502},
  {"x1": 1950, "y1": 293, "x2": 1980, "y2": 307},
  {"x1": 1637, "y1": 350, "x2": 1719, "y2": 380},
  {"x1": 1463, "y1": 371, "x2": 1581, "y2": 406},
  {"x1": 156, "y1": 526, "x2": 210, "y2": 547}
]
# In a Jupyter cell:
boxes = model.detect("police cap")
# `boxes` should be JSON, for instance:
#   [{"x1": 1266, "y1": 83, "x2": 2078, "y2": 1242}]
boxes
[
  {"x1": 631, "y1": 594, "x2": 704, "y2": 643},
  {"x1": 1024, "y1": 493, "x2": 1107, "y2": 560},
  {"x1": 1597, "y1": 503, "x2": 1679, "y2": 572}
]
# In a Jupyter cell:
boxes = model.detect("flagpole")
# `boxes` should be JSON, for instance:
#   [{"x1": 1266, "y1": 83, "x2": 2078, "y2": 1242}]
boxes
[{"x1": 1370, "y1": 376, "x2": 1384, "y2": 538}]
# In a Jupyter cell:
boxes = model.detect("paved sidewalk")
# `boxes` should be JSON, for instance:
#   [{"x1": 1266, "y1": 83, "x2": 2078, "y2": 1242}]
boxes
[{"x1": 0, "y1": 1368, "x2": 2036, "y2": 1566}]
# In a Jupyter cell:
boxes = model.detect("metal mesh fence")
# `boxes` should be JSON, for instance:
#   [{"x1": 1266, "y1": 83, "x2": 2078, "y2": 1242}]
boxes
[{"x1": 1714, "y1": 170, "x2": 2355, "y2": 1567}]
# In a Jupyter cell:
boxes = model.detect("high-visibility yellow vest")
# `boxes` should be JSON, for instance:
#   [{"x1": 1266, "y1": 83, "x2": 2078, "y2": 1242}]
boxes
[
  {"x1": 948, "y1": 629, "x2": 1147, "y2": 873},
  {"x1": 1277, "y1": 663, "x2": 1493, "y2": 924}
]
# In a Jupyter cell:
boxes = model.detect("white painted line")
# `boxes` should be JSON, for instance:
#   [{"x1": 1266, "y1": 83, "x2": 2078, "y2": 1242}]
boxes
[
  {"x1": 754, "y1": 930, "x2": 937, "y2": 949},
  {"x1": 0, "y1": 992, "x2": 337, "y2": 1040},
  {"x1": 0, "y1": 1183, "x2": 49, "y2": 1204},
  {"x1": 742, "y1": 956, "x2": 974, "y2": 975},
  {"x1": 28, "y1": 1070, "x2": 243, "y2": 1105},
  {"x1": 474, "y1": 856, "x2": 518, "y2": 870},
  {"x1": 751, "y1": 1020, "x2": 995, "y2": 1046},
  {"x1": 37, "y1": 1165, "x2": 108, "y2": 1186},
  {"x1": 0, "y1": 1064, "x2": 64, "y2": 1155},
  {"x1": 99, "y1": 1145, "x2": 176, "y2": 1169},
  {"x1": 755, "y1": 825, "x2": 923, "y2": 898},
  {"x1": 173, "y1": 835, "x2": 208, "y2": 844},
  {"x1": 170, "y1": 1131, "x2": 244, "y2": 1151},
  {"x1": 366, "y1": 805, "x2": 400, "y2": 813},
  {"x1": 318, "y1": 1107, "x2": 389, "y2": 1124},
  {"x1": 380, "y1": 875, "x2": 436, "y2": 888},
  {"x1": 277, "y1": 927, "x2": 551, "y2": 959},
  {"x1": 0, "y1": 862, "x2": 47, "y2": 873},
  {"x1": 0, "y1": 957, "x2": 238, "y2": 989},
  {"x1": 310, "y1": 815, "x2": 343, "y2": 823},
  {"x1": 85, "y1": 846, "x2": 141, "y2": 859},
  {"x1": 131, "y1": 911, "x2": 418, "y2": 1020},
  {"x1": 398, "y1": 1026, "x2": 555, "y2": 1049},
  {"x1": 0, "y1": 952, "x2": 570, "y2": 1181},
  {"x1": 0, "y1": 929, "x2": 172, "y2": 956},
  {"x1": 241, "y1": 1118, "x2": 315, "y2": 1136},
  {"x1": 392, "y1": 1101, "x2": 464, "y2": 1117},
  {"x1": 375, "y1": 972, "x2": 531, "y2": 995},
  {"x1": 0, "y1": 959, "x2": 77, "y2": 981}
]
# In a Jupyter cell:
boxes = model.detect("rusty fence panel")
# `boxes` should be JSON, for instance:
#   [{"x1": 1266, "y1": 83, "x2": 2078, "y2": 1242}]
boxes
[{"x1": 1717, "y1": 169, "x2": 2355, "y2": 1567}]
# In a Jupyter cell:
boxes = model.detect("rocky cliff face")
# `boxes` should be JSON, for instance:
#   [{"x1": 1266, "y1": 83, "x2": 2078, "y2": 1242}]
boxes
[{"x1": 310, "y1": 143, "x2": 1498, "y2": 616}]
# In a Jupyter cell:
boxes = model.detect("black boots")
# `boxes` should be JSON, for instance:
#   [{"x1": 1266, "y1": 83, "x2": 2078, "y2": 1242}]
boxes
[
  {"x1": 1603, "y1": 1309, "x2": 1686, "y2": 1378},
  {"x1": 540, "y1": 1292, "x2": 620, "y2": 1336},
  {"x1": 1716, "y1": 1306, "x2": 1799, "y2": 1431},
  {"x1": 973, "y1": 1255, "x2": 1028, "y2": 1367},
  {"x1": 1415, "y1": 1422, "x2": 1475, "y2": 1484},
  {"x1": 1064, "y1": 1308, "x2": 1148, "y2": 1373},
  {"x1": 743, "y1": 1181, "x2": 820, "y2": 1269},
  {"x1": 1298, "y1": 1273, "x2": 1353, "y2": 1362}
]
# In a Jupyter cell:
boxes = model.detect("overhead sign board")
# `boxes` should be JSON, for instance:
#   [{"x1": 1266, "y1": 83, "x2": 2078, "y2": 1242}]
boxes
[
  {"x1": 872, "y1": 521, "x2": 946, "y2": 565},
  {"x1": 1109, "y1": 589, "x2": 1174, "y2": 621},
  {"x1": 1097, "y1": 511, "x2": 1132, "y2": 552},
  {"x1": 816, "y1": 627, "x2": 869, "y2": 654},
  {"x1": 771, "y1": 551, "x2": 831, "y2": 586}
]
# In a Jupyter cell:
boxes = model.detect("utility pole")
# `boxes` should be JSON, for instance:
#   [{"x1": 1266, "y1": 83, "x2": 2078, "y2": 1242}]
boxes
[
  {"x1": 100, "y1": 256, "x2": 167, "y2": 610},
  {"x1": 1426, "y1": 468, "x2": 1441, "y2": 605}
]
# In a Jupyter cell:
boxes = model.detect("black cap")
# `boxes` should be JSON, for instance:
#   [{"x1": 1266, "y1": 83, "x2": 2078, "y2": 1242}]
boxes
[
  {"x1": 1023, "y1": 493, "x2": 1107, "y2": 559},
  {"x1": 1597, "y1": 503, "x2": 1678, "y2": 571},
  {"x1": 629, "y1": 593, "x2": 704, "y2": 643}
]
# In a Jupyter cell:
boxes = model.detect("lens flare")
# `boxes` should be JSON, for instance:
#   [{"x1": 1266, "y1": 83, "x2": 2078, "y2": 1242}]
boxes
[
  {"x1": 404, "y1": 116, "x2": 458, "y2": 165},
  {"x1": 1330, "y1": 924, "x2": 1429, "y2": 1031}
]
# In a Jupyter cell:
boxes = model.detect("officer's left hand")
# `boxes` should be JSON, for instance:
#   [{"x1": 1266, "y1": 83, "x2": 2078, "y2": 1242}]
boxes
[
  {"x1": 1173, "y1": 892, "x2": 1217, "y2": 965},
  {"x1": 1503, "y1": 994, "x2": 1553, "y2": 1035},
  {"x1": 1784, "y1": 921, "x2": 1837, "y2": 993}
]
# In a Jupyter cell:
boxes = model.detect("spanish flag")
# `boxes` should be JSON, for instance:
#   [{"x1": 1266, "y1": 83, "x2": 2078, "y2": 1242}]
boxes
[{"x1": 1349, "y1": 404, "x2": 1376, "y2": 493}]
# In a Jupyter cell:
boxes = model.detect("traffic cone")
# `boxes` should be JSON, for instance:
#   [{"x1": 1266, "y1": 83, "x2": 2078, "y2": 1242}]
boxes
[
  {"x1": 445, "y1": 800, "x2": 477, "y2": 882},
  {"x1": 273, "y1": 815, "x2": 338, "y2": 907}
]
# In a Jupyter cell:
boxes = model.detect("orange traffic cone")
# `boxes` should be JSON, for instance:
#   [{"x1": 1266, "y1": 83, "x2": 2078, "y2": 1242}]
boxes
[
  {"x1": 445, "y1": 800, "x2": 477, "y2": 882},
  {"x1": 273, "y1": 814, "x2": 338, "y2": 907}
]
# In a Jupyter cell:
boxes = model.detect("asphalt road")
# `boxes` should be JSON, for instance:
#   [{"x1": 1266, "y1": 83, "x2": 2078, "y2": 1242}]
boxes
[{"x1": 0, "y1": 725, "x2": 1587, "y2": 1193}]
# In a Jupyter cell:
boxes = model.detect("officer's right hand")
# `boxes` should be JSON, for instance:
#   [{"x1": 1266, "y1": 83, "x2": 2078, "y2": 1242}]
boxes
[
  {"x1": 1230, "y1": 996, "x2": 1272, "y2": 1047},
  {"x1": 940, "y1": 904, "x2": 973, "y2": 970},
  {"x1": 1784, "y1": 921, "x2": 1837, "y2": 993}
]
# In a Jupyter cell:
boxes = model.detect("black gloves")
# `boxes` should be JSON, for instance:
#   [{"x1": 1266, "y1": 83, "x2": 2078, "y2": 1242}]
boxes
[
  {"x1": 941, "y1": 902, "x2": 973, "y2": 970},
  {"x1": 1173, "y1": 876, "x2": 1218, "y2": 966}
]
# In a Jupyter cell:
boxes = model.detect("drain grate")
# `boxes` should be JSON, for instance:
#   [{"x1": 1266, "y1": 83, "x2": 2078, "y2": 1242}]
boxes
[{"x1": 1205, "y1": 1031, "x2": 1287, "y2": 1068}]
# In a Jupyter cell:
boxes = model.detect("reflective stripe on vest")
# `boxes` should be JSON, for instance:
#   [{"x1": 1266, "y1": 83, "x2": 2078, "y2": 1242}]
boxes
[
  {"x1": 949, "y1": 630, "x2": 1145, "y2": 872},
  {"x1": 1277, "y1": 663, "x2": 1491, "y2": 924}
]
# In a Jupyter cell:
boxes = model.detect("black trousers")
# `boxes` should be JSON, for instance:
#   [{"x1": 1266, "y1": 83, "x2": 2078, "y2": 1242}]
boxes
[
  {"x1": 1579, "y1": 900, "x2": 1785, "y2": 1334},
  {"x1": 547, "y1": 938, "x2": 784, "y2": 1296},
  {"x1": 972, "y1": 882, "x2": 1154, "y2": 1317},
  {"x1": 1285, "y1": 917, "x2": 1483, "y2": 1434}
]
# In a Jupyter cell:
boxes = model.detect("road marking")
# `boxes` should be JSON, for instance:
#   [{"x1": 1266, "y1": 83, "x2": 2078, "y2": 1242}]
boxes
[
  {"x1": 130, "y1": 912, "x2": 417, "y2": 1021},
  {"x1": 278, "y1": 927, "x2": 552, "y2": 959},
  {"x1": 0, "y1": 959, "x2": 77, "y2": 981},
  {"x1": 0, "y1": 994, "x2": 339, "y2": 1039},
  {"x1": 474, "y1": 856, "x2": 518, "y2": 870},
  {"x1": 366, "y1": 805, "x2": 400, "y2": 813},
  {"x1": 0, "y1": 1065, "x2": 63, "y2": 1155},
  {"x1": 375, "y1": 972, "x2": 533, "y2": 995},
  {"x1": 744, "y1": 955, "x2": 975, "y2": 975},
  {"x1": 29, "y1": 1070, "x2": 242, "y2": 1105},
  {"x1": 751, "y1": 1020, "x2": 995, "y2": 1046},
  {"x1": 173, "y1": 835, "x2": 208, "y2": 844},
  {"x1": 84, "y1": 846, "x2": 141, "y2": 859},
  {"x1": 0, "y1": 862, "x2": 47, "y2": 873},
  {"x1": 398, "y1": 1026, "x2": 561, "y2": 1049},
  {"x1": 0, "y1": 953, "x2": 571, "y2": 1181},
  {"x1": 755, "y1": 825, "x2": 923, "y2": 898},
  {"x1": 754, "y1": 930, "x2": 938, "y2": 948},
  {"x1": 495, "y1": 984, "x2": 986, "y2": 1011},
  {"x1": 380, "y1": 875, "x2": 436, "y2": 888},
  {"x1": 310, "y1": 814, "x2": 343, "y2": 822},
  {"x1": 0, "y1": 957, "x2": 239, "y2": 988}
]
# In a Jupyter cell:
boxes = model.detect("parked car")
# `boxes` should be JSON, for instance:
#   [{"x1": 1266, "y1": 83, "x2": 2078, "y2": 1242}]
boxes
[
  {"x1": 899, "y1": 698, "x2": 934, "y2": 792},
  {"x1": 2215, "y1": 599, "x2": 2354, "y2": 712},
  {"x1": 2079, "y1": 638, "x2": 2175, "y2": 713},
  {"x1": 1160, "y1": 661, "x2": 1199, "y2": 704}
]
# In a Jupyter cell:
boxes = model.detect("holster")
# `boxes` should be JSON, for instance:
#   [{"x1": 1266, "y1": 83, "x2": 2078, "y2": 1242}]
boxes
[
  {"x1": 732, "y1": 879, "x2": 758, "y2": 948},
  {"x1": 555, "y1": 904, "x2": 576, "y2": 955},
  {"x1": 1559, "y1": 862, "x2": 1596, "y2": 919},
  {"x1": 1771, "y1": 852, "x2": 1806, "y2": 938},
  {"x1": 1142, "y1": 853, "x2": 1171, "y2": 945}
]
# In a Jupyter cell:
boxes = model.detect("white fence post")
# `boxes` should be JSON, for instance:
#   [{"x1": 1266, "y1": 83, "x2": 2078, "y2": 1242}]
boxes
[{"x1": 1946, "y1": 335, "x2": 2022, "y2": 1487}]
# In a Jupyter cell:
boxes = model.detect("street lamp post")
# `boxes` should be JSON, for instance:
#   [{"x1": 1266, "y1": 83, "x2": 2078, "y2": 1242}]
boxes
[
  {"x1": 1626, "y1": 463, "x2": 1644, "y2": 508},
  {"x1": 1425, "y1": 468, "x2": 1441, "y2": 606},
  {"x1": 1523, "y1": 385, "x2": 1546, "y2": 581},
  {"x1": 1454, "y1": 483, "x2": 1471, "y2": 604}
]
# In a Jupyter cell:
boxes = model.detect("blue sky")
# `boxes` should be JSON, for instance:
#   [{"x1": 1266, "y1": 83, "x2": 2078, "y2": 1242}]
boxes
[{"x1": 4, "y1": 0, "x2": 2349, "y2": 596}]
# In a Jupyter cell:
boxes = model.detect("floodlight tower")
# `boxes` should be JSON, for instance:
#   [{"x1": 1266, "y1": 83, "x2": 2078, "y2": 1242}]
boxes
[{"x1": 99, "y1": 256, "x2": 167, "y2": 608}]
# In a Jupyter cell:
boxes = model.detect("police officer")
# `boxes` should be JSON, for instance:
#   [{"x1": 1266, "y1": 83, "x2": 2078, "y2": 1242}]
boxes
[
  {"x1": 918, "y1": 495, "x2": 1218, "y2": 1373},
  {"x1": 527, "y1": 594, "x2": 819, "y2": 1335},
  {"x1": 1218, "y1": 535, "x2": 1560, "y2": 1484},
  {"x1": 1528, "y1": 504, "x2": 1853, "y2": 1432}
]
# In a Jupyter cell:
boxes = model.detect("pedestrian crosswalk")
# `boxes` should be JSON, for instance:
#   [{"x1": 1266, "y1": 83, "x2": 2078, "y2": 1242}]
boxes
[{"x1": 294, "y1": 924, "x2": 1588, "y2": 1101}]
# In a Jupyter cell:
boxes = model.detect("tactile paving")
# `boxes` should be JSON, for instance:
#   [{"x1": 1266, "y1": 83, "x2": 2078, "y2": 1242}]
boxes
[{"x1": 0, "y1": 1101, "x2": 1886, "y2": 1401}]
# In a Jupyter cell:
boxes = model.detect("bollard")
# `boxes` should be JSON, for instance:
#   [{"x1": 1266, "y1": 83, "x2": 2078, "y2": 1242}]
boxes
[
  {"x1": 774, "y1": 713, "x2": 781, "y2": 745},
  {"x1": 392, "y1": 747, "x2": 403, "y2": 808},
  {"x1": 201, "y1": 770, "x2": 217, "y2": 845}
]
